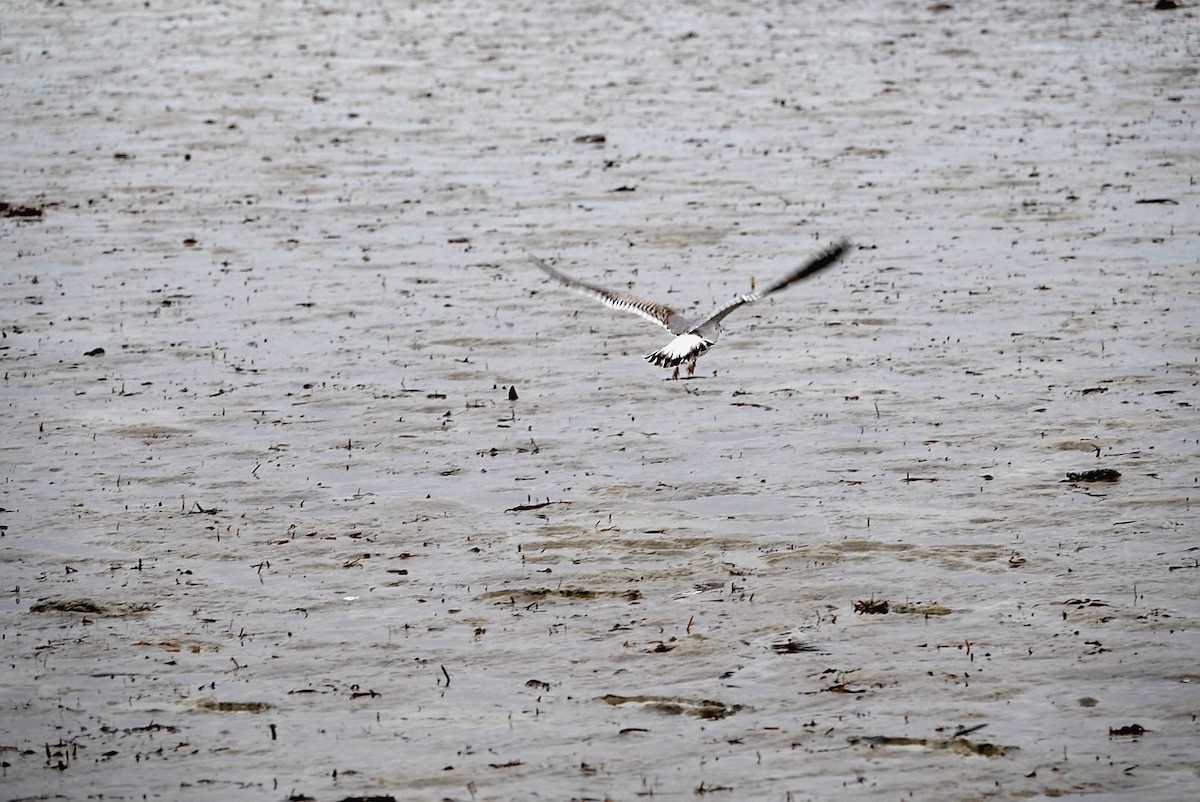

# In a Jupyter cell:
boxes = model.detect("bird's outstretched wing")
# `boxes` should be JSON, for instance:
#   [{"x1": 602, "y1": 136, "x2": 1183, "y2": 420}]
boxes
[
  {"x1": 689, "y1": 239, "x2": 851, "y2": 332},
  {"x1": 530, "y1": 256, "x2": 691, "y2": 334},
  {"x1": 758, "y1": 239, "x2": 851, "y2": 297}
]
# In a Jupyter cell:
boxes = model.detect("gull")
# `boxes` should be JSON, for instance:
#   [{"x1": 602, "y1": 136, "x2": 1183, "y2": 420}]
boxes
[{"x1": 530, "y1": 239, "x2": 850, "y2": 378}]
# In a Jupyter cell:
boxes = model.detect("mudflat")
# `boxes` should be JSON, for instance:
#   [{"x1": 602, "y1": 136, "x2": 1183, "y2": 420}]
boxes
[{"x1": 2, "y1": 2, "x2": 1197, "y2": 800}]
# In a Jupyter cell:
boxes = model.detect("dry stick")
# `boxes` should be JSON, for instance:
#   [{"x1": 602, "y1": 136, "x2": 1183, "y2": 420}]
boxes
[{"x1": 441, "y1": 664, "x2": 451, "y2": 687}]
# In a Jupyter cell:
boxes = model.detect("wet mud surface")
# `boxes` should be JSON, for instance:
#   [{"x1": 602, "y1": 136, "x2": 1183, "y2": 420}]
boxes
[{"x1": 2, "y1": 1, "x2": 1198, "y2": 800}]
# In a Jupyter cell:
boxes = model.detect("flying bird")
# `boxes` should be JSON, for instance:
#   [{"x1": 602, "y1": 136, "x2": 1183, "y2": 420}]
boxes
[{"x1": 530, "y1": 239, "x2": 850, "y2": 378}]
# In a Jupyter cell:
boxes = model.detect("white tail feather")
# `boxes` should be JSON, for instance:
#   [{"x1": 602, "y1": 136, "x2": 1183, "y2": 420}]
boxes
[{"x1": 645, "y1": 333, "x2": 713, "y2": 368}]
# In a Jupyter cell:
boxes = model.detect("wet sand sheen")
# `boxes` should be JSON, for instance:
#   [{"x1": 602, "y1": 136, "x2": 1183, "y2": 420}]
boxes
[{"x1": 2, "y1": 1, "x2": 1198, "y2": 800}]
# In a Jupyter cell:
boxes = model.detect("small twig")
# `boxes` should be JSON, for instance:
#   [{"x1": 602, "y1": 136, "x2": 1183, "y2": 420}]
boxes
[{"x1": 952, "y1": 723, "x2": 988, "y2": 739}]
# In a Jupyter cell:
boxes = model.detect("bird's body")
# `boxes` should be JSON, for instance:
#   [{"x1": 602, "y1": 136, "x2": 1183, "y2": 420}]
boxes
[{"x1": 531, "y1": 240, "x2": 850, "y2": 377}]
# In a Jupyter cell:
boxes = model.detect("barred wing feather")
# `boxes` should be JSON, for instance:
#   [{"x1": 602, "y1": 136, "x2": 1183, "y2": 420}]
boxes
[{"x1": 530, "y1": 257, "x2": 689, "y2": 334}]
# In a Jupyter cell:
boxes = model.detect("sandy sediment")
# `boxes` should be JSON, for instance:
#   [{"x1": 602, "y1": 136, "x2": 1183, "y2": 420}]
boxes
[{"x1": 2, "y1": 1, "x2": 1197, "y2": 800}]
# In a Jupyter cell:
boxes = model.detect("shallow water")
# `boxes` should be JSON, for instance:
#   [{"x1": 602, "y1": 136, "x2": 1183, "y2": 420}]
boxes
[{"x1": 2, "y1": 1, "x2": 1198, "y2": 800}]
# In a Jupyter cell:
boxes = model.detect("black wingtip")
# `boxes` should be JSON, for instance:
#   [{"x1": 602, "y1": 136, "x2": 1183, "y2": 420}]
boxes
[
  {"x1": 794, "y1": 239, "x2": 852, "y2": 283},
  {"x1": 817, "y1": 238, "x2": 852, "y2": 267}
]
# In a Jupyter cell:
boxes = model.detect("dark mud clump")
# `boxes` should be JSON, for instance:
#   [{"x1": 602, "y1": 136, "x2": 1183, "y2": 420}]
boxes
[
  {"x1": 29, "y1": 598, "x2": 156, "y2": 617},
  {"x1": 1066, "y1": 468, "x2": 1121, "y2": 482},
  {"x1": 30, "y1": 598, "x2": 107, "y2": 614},
  {"x1": 601, "y1": 694, "x2": 743, "y2": 720},
  {"x1": 194, "y1": 698, "x2": 272, "y2": 714},
  {"x1": 853, "y1": 597, "x2": 890, "y2": 614},
  {"x1": 1, "y1": 201, "x2": 44, "y2": 218}
]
